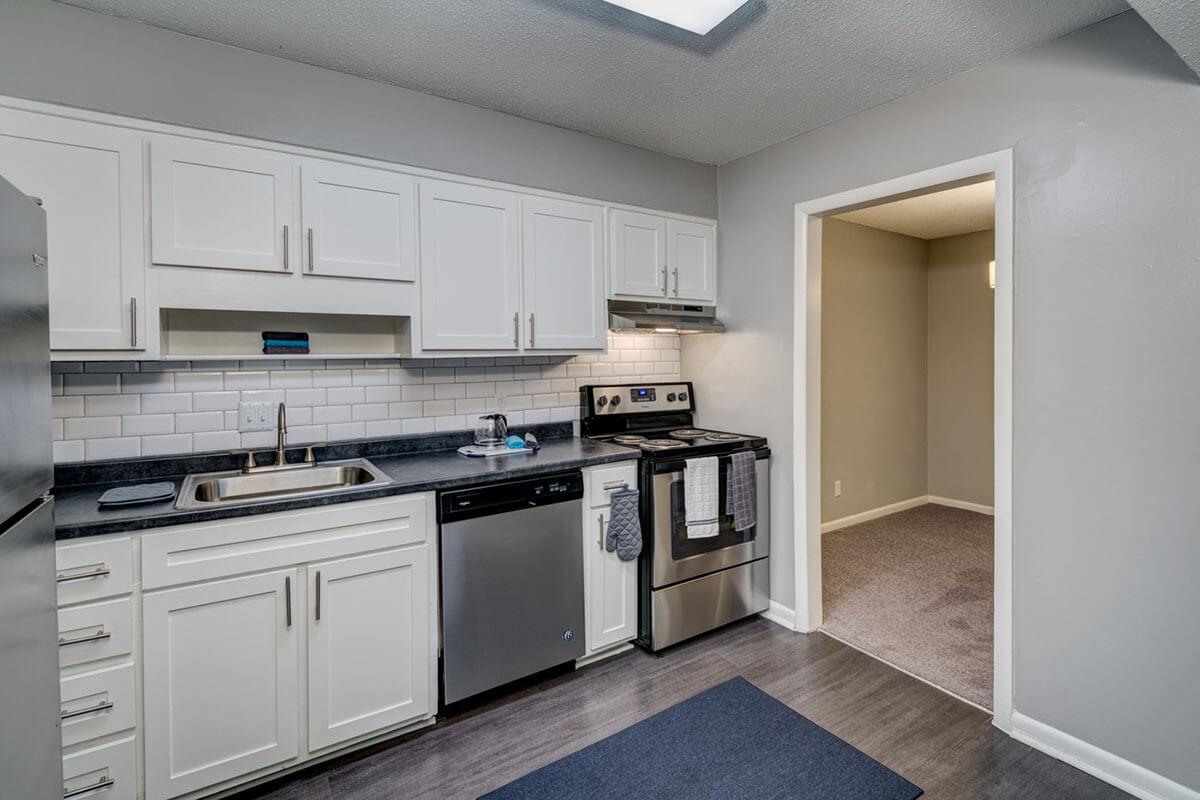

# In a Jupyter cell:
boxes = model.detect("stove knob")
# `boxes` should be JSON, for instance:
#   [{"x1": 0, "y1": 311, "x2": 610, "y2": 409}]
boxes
[
  {"x1": 610, "y1": 395, "x2": 622, "y2": 407},
  {"x1": 666, "y1": 392, "x2": 677, "y2": 402},
  {"x1": 597, "y1": 395, "x2": 608, "y2": 408},
  {"x1": 678, "y1": 392, "x2": 689, "y2": 402}
]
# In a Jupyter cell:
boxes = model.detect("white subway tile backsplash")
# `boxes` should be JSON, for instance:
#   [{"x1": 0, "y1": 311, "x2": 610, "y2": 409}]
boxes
[
  {"x1": 176, "y1": 411, "x2": 225, "y2": 433},
  {"x1": 50, "y1": 334, "x2": 680, "y2": 462},
  {"x1": 85, "y1": 437, "x2": 141, "y2": 460},
  {"x1": 142, "y1": 433, "x2": 194, "y2": 456}
]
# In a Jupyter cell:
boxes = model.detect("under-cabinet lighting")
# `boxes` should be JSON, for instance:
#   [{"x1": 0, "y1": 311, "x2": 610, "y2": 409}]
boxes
[
  {"x1": 600, "y1": 0, "x2": 750, "y2": 35},
  {"x1": 989, "y1": 259, "x2": 996, "y2": 290}
]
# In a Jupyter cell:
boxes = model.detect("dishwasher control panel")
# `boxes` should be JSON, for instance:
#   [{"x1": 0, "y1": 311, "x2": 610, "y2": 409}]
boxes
[{"x1": 439, "y1": 470, "x2": 584, "y2": 523}]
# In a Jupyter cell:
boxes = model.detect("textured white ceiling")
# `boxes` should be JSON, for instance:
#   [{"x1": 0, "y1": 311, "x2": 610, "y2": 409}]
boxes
[
  {"x1": 1125, "y1": 0, "x2": 1200, "y2": 76},
  {"x1": 54, "y1": 0, "x2": 1128, "y2": 164},
  {"x1": 835, "y1": 180, "x2": 995, "y2": 240}
]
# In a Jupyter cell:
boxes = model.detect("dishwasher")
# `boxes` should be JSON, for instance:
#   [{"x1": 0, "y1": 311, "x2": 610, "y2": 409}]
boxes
[{"x1": 439, "y1": 470, "x2": 585, "y2": 704}]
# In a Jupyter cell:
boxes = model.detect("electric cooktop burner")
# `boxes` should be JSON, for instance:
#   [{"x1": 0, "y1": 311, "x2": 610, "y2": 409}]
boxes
[
  {"x1": 670, "y1": 429, "x2": 709, "y2": 440},
  {"x1": 705, "y1": 432, "x2": 744, "y2": 442},
  {"x1": 641, "y1": 438, "x2": 690, "y2": 451},
  {"x1": 612, "y1": 435, "x2": 648, "y2": 445}
]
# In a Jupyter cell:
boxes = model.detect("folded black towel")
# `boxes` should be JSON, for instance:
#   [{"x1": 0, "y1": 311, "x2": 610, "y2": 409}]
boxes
[
  {"x1": 261, "y1": 331, "x2": 309, "y2": 342},
  {"x1": 263, "y1": 345, "x2": 310, "y2": 354}
]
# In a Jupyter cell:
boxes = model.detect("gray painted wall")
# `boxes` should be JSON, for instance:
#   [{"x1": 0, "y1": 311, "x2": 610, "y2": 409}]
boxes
[
  {"x1": 0, "y1": 0, "x2": 716, "y2": 218},
  {"x1": 686, "y1": 11, "x2": 1200, "y2": 789}
]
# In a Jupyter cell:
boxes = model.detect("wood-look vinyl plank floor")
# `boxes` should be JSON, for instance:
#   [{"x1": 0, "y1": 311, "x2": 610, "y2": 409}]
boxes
[{"x1": 234, "y1": 619, "x2": 1132, "y2": 800}]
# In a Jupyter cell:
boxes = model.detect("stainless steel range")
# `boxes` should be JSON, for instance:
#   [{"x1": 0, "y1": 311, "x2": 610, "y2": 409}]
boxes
[{"x1": 580, "y1": 382, "x2": 769, "y2": 651}]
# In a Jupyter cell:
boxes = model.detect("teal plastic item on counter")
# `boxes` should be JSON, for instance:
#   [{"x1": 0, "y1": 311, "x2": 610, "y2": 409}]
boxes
[{"x1": 506, "y1": 435, "x2": 525, "y2": 449}]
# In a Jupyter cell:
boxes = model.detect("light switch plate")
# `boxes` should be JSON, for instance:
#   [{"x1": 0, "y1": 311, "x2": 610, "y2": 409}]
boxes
[{"x1": 238, "y1": 401, "x2": 274, "y2": 432}]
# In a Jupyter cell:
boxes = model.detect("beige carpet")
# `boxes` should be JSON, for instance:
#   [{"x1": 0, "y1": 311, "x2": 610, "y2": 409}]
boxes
[{"x1": 821, "y1": 503, "x2": 993, "y2": 708}]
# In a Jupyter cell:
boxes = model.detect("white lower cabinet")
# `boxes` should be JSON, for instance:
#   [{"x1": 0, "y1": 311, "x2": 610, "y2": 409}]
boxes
[
  {"x1": 143, "y1": 570, "x2": 300, "y2": 800},
  {"x1": 138, "y1": 494, "x2": 437, "y2": 799},
  {"x1": 308, "y1": 547, "x2": 432, "y2": 751},
  {"x1": 62, "y1": 736, "x2": 137, "y2": 800},
  {"x1": 581, "y1": 463, "x2": 640, "y2": 659}
]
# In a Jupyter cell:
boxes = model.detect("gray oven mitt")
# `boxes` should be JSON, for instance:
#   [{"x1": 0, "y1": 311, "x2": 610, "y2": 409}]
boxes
[{"x1": 606, "y1": 488, "x2": 643, "y2": 561}]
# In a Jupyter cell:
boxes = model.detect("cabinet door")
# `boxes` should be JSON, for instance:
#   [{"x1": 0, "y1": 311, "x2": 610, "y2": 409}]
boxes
[
  {"x1": 522, "y1": 196, "x2": 606, "y2": 351},
  {"x1": 151, "y1": 139, "x2": 296, "y2": 273},
  {"x1": 308, "y1": 547, "x2": 431, "y2": 751},
  {"x1": 300, "y1": 162, "x2": 417, "y2": 281},
  {"x1": 143, "y1": 570, "x2": 299, "y2": 800},
  {"x1": 667, "y1": 219, "x2": 717, "y2": 303},
  {"x1": 419, "y1": 180, "x2": 520, "y2": 350},
  {"x1": 586, "y1": 508, "x2": 638, "y2": 653},
  {"x1": 609, "y1": 209, "x2": 666, "y2": 300},
  {"x1": 0, "y1": 109, "x2": 145, "y2": 350}
]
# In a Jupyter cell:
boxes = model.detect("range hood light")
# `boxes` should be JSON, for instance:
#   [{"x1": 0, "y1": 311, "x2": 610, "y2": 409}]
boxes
[{"x1": 654, "y1": 327, "x2": 679, "y2": 334}]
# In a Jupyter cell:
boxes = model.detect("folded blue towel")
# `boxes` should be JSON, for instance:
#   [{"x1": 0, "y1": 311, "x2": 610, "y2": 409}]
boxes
[{"x1": 263, "y1": 339, "x2": 309, "y2": 348}]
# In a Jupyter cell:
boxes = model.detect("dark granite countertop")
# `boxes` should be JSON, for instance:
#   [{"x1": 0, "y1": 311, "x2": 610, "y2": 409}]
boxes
[{"x1": 54, "y1": 427, "x2": 639, "y2": 540}]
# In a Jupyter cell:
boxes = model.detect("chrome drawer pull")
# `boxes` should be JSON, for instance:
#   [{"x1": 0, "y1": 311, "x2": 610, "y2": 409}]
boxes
[
  {"x1": 602, "y1": 480, "x2": 629, "y2": 491},
  {"x1": 56, "y1": 564, "x2": 110, "y2": 583},
  {"x1": 58, "y1": 627, "x2": 110, "y2": 647},
  {"x1": 61, "y1": 699, "x2": 114, "y2": 721},
  {"x1": 64, "y1": 775, "x2": 114, "y2": 798}
]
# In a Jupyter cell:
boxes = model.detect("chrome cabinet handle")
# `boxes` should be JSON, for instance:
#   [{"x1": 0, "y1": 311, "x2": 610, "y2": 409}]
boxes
[
  {"x1": 672, "y1": 268, "x2": 679, "y2": 297},
  {"x1": 315, "y1": 570, "x2": 322, "y2": 621},
  {"x1": 282, "y1": 225, "x2": 289, "y2": 271},
  {"x1": 57, "y1": 564, "x2": 110, "y2": 583},
  {"x1": 61, "y1": 699, "x2": 113, "y2": 721},
  {"x1": 528, "y1": 313, "x2": 535, "y2": 348},
  {"x1": 307, "y1": 227, "x2": 315, "y2": 272},
  {"x1": 64, "y1": 775, "x2": 114, "y2": 799},
  {"x1": 58, "y1": 627, "x2": 110, "y2": 647},
  {"x1": 513, "y1": 312, "x2": 519, "y2": 348},
  {"x1": 129, "y1": 297, "x2": 137, "y2": 347},
  {"x1": 285, "y1": 575, "x2": 292, "y2": 628},
  {"x1": 602, "y1": 480, "x2": 629, "y2": 491},
  {"x1": 661, "y1": 265, "x2": 669, "y2": 296},
  {"x1": 597, "y1": 514, "x2": 606, "y2": 549}
]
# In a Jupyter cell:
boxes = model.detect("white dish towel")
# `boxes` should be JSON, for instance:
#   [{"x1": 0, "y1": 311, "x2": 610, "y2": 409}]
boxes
[{"x1": 684, "y1": 456, "x2": 720, "y2": 539}]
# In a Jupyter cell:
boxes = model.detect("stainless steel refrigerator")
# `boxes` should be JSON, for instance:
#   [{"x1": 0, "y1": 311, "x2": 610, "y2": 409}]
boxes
[{"x1": 0, "y1": 174, "x2": 62, "y2": 797}]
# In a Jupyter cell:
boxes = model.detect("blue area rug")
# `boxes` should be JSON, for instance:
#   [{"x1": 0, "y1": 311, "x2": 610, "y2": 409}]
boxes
[{"x1": 480, "y1": 676, "x2": 922, "y2": 800}]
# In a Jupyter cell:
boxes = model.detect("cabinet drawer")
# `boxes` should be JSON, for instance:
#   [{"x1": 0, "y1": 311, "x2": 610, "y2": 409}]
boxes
[
  {"x1": 63, "y1": 736, "x2": 136, "y2": 800},
  {"x1": 57, "y1": 536, "x2": 133, "y2": 606},
  {"x1": 58, "y1": 597, "x2": 133, "y2": 669},
  {"x1": 587, "y1": 463, "x2": 639, "y2": 508},
  {"x1": 142, "y1": 494, "x2": 433, "y2": 589},
  {"x1": 60, "y1": 663, "x2": 136, "y2": 747}
]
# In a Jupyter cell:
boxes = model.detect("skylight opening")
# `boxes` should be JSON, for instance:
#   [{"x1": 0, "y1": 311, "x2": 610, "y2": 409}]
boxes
[{"x1": 600, "y1": 0, "x2": 750, "y2": 35}]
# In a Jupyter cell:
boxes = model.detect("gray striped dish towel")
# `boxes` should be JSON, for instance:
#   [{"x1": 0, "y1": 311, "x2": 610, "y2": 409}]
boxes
[{"x1": 725, "y1": 450, "x2": 757, "y2": 532}]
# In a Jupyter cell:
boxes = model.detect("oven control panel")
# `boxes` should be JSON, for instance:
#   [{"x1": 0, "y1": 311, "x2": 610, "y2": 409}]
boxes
[{"x1": 585, "y1": 383, "x2": 693, "y2": 415}]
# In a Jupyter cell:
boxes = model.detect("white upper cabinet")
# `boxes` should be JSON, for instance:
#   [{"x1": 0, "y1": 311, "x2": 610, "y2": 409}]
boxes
[
  {"x1": 142, "y1": 569, "x2": 299, "y2": 800},
  {"x1": 609, "y1": 209, "x2": 667, "y2": 300},
  {"x1": 419, "y1": 180, "x2": 521, "y2": 351},
  {"x1": 307, "y1": 547, "x2": 432, "y2": 752},
  {"x1": 522, "y1": 196, "x2": 606, "y2": 351},
  {"x1": 667, "y1": 219, "x2": 716, "y2": 303},
  {"x1": 151, "y1": 139, "x2": 296, "y2": 273},
  {"x1": 0, "y1": 108, "x2": 145, "y2": 350},
  {"x1": 609, "y1": 210, "x2": 717, "y2": 305},
  {"x1": 300, "y1": 162, "x2": 417, "y2": 281}
]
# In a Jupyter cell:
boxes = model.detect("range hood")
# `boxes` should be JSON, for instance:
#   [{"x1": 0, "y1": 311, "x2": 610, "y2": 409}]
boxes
[{"x1": 607, "y1": 300, "x2": 726, "y2": 334}]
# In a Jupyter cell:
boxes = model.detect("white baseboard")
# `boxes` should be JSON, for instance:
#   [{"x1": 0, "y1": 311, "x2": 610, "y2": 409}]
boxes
[
  {"x1": 759, "y1": 600, "x2": 797, "y2": 631},
  {"x1": 820, "y1": 496, "x2": 927, "y2": 534},
  {"x1": 821, "y1": 495, "x2": 996, "y2": 533},
  {"x1": 928, "y1": 495, "x2": 995, "y2": 515},
  {"x1": 1011, "y1": 712, "x2": 1199, "y2": 800}
]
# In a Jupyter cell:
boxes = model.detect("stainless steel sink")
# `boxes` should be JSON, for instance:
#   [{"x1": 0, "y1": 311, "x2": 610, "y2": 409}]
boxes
[{"x1": 175, "y1": 458, "x2": 393, "y2": 510}]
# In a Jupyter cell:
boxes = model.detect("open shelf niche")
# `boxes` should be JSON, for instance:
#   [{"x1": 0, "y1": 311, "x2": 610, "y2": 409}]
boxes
[{"x1": 159, "y1": 308, "x2": 412, "y2": 360}]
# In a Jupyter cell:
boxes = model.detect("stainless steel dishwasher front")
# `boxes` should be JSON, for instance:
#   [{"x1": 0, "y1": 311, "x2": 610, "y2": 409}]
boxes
[{"x1": 439, "y1": 470, "x2": 585, "y2": 704}]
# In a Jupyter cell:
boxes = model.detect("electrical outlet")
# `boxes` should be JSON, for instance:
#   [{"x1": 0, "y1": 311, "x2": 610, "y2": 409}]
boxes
[
  {"x1": 238, "y1": 401, "x2": 274, "y2": 432},
  {"x1": 834, "y1": 480, "x2": 842, "y2": 497}
]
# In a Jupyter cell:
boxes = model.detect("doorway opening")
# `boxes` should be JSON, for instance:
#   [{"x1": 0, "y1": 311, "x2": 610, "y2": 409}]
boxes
[
  {"x1": 819, "y1": 179, "x2": 995, "y2": 709},
  {"x1": 792, "y1": 152, "x2": 1014, "y2": 728}
]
